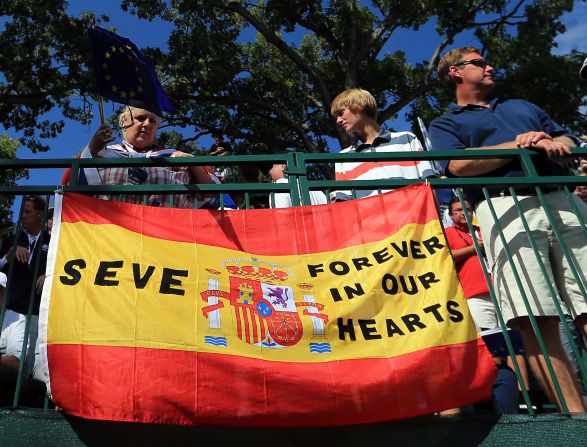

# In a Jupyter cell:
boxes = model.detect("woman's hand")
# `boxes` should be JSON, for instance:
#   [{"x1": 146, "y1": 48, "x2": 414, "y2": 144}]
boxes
[{"x1": 88, "y1": 124, "x2": 115, "y2": 156}]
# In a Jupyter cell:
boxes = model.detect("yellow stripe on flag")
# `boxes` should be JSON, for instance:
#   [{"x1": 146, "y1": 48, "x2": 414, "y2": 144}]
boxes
[{"x1": 48, "y1": 218, "x2": 477, "y2": 362}]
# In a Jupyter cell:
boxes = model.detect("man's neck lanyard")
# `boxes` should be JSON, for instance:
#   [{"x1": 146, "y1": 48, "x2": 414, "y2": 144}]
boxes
[{"x1": 453, "y1": 225, "x2": 474, "y2": 246}]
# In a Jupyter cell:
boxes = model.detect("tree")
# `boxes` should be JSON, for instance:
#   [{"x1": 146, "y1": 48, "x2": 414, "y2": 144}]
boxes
[
  {"x1": 0, "y1": 1, "x2": 585, "y2": 155},
  {"x1": 0, "y1": 0, "x2": 96, "y2": 152},
  {"x1": 121, "y1": 0, "x2": 587, "y2": 153},
  {"x1": 0, "y1": 135, "x2": 28, "y2": 230}
]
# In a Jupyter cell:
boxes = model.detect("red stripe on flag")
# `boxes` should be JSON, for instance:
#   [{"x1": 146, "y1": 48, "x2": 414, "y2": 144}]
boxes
[
  {"x1": 58, "y1": 184, "x2": 439, "y2": 255},
  {"x1": 47, "y1": 339, "x2": 495, "y2": 426},
  {"x1": 234, "y1": 306, "x2": 243, "y2": 341},
  {"x1": 243, "y1": 307, "x2": 251, "y2": 344},
  {"x1": 260, "y1": 319, "x2": 266, "y2": 342},
  {"x1": 249, "y1": 308, "x2": 259, "y2": 343}
]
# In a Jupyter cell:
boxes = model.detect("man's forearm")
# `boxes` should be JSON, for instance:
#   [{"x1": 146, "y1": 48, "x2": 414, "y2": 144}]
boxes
[
  {"x1": 447, "y1": 141, "x2": 518, "y2": 177},
  {"x1": 449, "y1": 245, "x2": 477, "y2": 263},
  {"x1": 188, "y1": 166, "x2": 216, "y2": 184}
]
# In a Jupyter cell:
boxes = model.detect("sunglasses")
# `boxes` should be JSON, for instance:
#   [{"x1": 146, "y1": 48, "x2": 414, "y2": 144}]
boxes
[{"x1": 455, "y1": 58, "x2": 489, "y2": 69}]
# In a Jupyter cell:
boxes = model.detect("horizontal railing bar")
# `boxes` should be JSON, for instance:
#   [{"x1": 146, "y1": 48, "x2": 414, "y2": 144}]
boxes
[
  {"x1": 0, "y1": 177, "x2": 584, "y2": 195},
  {"x1": 1, "y1": 147, "x2": 586, "y2": 169}
]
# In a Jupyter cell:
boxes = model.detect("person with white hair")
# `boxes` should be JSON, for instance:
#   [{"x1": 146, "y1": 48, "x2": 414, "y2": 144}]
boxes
[{"x1": 67, "y1": 106, "x2": 218, "y2": 208}]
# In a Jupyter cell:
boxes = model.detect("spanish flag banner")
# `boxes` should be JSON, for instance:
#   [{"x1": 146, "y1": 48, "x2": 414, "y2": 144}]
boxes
[{"x1": 39, "y1": 185, "x2": 495, "y2": 426}]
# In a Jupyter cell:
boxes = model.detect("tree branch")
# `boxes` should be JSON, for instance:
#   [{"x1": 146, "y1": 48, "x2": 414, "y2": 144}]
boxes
[
  {"x1": 189, "y1": 93, "x2": 322, "y2": 152},
  {"x1": 472, "y1": 0, "x2": 525, "y2": 26},
  {"x1": 205, "y1": 0, "x2": 333, "y2": 113},
  {"x1": 377, "y1": 31, "x2": 458, "y2": 124},
  {"x1": 378, "y1": 82, "x2": 432, "y2": 124}
]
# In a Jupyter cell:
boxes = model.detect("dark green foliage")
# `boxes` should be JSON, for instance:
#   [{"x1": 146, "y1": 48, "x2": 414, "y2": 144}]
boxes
[{"x1": 0, "y1": 0, "x2": 585, "y2": 156}]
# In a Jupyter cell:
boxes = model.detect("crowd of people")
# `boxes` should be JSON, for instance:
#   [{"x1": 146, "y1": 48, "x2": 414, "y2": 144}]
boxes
[{"x1": 1, "y1": 46, "x2": 586, "y2": 417}]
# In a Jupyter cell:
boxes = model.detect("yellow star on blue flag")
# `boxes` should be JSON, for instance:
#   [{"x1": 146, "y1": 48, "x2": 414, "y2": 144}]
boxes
[{"x1": 87, "y1": 26, "x2": 175, "y2": 115}]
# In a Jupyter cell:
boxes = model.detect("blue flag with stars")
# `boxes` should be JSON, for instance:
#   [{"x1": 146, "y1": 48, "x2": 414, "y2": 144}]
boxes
[{"x1": 87, "y1": 26, "x2": 175, "y2": 115}]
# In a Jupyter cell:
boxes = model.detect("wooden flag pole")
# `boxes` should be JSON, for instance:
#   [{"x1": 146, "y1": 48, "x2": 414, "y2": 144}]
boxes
[{"x1": 97, "y1": 95, "x2": 106, "y2": 124}]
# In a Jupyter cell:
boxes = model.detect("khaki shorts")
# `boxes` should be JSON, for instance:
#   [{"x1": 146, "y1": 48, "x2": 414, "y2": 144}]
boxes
[
  {"x1": 467, "y1": 293, "x2": 498, "y2": 330},
  {"x1": 476, "y1": 190, "x2": 587, "y2": 324}
]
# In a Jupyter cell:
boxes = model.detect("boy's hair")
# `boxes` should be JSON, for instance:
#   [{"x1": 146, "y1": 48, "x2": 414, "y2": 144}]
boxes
[
  {"x1": 330, "y1": 88, "x2": 378, "y2": 120},
  {"x1": 437, "y1": 47, "x2": 482, "y2": 89}
]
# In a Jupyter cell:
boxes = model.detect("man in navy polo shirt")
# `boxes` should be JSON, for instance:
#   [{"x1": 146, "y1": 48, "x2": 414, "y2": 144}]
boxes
[{"x1": 429, "y1": 47, "x2": 587, "y2": 413}]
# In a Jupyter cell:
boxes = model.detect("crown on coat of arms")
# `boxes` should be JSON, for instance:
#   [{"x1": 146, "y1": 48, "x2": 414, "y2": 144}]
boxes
[{"x1": 222, "y1": 258, "x2": 290, "y2": 282}]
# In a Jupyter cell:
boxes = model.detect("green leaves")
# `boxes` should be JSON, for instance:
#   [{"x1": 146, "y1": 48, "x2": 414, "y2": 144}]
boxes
[{"x1": 0, "y1": 0, "x2": 585, "y2": 157}]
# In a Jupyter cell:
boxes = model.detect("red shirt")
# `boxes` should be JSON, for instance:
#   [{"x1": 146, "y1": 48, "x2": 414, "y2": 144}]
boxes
[{"x1": 444, "y1": 225, "x2": 490, "y2": 299}]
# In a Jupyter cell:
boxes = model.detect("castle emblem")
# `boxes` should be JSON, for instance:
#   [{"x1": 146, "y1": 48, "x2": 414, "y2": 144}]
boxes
[{"x1": 200, "y1": 258, "x2": 330, "y2": 353}]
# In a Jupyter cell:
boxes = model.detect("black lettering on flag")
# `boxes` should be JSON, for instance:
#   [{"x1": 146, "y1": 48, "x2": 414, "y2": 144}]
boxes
[
  {"x1": 391, "y1": 241, "x2": 409, "y2": 257},
  {"x1": 337, "y1": 318, "x2": 356, "y2": 341},
  {"x1": 159, "y1": 268, "x2": 188, "y2": 296},
  {"x1": 419, "y1": 272, "x2": 440, "y2": 289},
  {"x1": 409, "y1": 240, "x2": 426, "y2": 259},
  {"x1": 60, "y1": 259, "x2": 86, "y2": 286},
  {"x1": 308, "y1": 263, "x2": 324, "y2": 278},
  {"x1": 399, "y1": 275, "x2": 418, "y2": 295},
  {"x1": 372, "y1": 247, "x2": 392, "y2": 263},
  {"x1": 423, "y1": 303, "x2": 444, "y2": 322},
  {"x1": 382, "y1": 273, "x2": 399, "y2": 295},
  {"x1": 447, "y1": 300, "x2": 464, "y2": 322},
  {"x1": 133, "y1": 264, "x2": 155, "y2": 289},
  {"x1": 401, "y1": 314, "x2": 427, "y2": 332},
  {"x1": 95, "y1": 261, "x2": 123, "y2": 286},
  {"x1": 330, "y1": 288, "x2": 343, "y2": 302},
  {"x1": 330, "y1": 284, "x2": 365, "y2": 302},
  {"x1": 344, "y1": 283, "x2": 365, "y2": 300},
  {"x1": 352, "y1": 257, "x2": 373, "y2": 271},
  {"x1": 386, "y1": 319, "x2": 405, "y2": 337},
  {"x1": 423, "y1": 236, "x2": 445, "y2": 255},
  {"x1": 359, "y1": 319, "x2": 382, "y2": 340},
  {"x1": 329, "y1": 261, "x2": 350, "y2": 276}
]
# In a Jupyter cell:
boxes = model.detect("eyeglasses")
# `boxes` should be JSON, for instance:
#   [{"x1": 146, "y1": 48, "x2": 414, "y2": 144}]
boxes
[{"x1": 454, "y1": 58, "x2": 489, "y2": 69}]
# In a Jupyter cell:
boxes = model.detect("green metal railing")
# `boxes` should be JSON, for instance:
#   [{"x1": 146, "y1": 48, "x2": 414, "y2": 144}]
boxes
[{"x1": 0, "y1": 147, "x2": 586, "y2": 419}]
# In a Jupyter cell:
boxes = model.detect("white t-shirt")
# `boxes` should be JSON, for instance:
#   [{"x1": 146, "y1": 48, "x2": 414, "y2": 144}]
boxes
[
  {"x1": 0, "y1": 310, "x2": 26, "y2": 359},
  {"x1": 270, "y1": 178, "x2": 328, "y2": 208}
]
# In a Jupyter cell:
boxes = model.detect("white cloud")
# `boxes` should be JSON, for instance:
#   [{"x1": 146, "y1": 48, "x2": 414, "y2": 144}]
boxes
[{"x1": 554, "y1": 2, "x2": 587, "y2": 54}]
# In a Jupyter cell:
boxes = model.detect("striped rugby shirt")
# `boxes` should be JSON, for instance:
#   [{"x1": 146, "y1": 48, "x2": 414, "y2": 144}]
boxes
[{"x1": 334, "y1": 129, "x2": 436, "y2": 200}]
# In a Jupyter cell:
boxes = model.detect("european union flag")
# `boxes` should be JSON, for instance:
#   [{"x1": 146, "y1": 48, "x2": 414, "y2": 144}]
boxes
[{"x1": 87, "y1": 26, "x2": 175, "y2": 115}]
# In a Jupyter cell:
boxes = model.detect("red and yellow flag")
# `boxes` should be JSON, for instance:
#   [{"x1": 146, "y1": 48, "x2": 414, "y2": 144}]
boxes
[{"x1": 39, "y1": 185, "x2": 495, "y2": 426}]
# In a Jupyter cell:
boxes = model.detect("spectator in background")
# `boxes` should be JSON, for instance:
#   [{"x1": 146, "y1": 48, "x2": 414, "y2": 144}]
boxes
[
  {"x1": 445, "y1": 198, "x2": 520, "y2": 414},
  {"x1": 209, "y1": 130, "x2": 233, "y2": 183},
  {"x1": 67, "y1": 106, "x2": 217, "y2": 208},
  {"x1": 46, "y1": 207, "x2": 54, "y2": 236},
  {"x1": 575, "y1": 172, "x2": 587, "y2": 203},
  {"x1": 229, "y1": 165, "x2": 262, "y2": 209},
  {"x1": 0, "y1": 270, "x2": 26, "y2": 406},
  {"x1": 0, "y1": 272, "x2": 26, "y2": 372},
  {"x1": 444, "y1": 198, "x2": 490, "y2": 329},
  {"x1": 209, "y1": 130, "x2": 233, "y2": 157},
  {"x1": 429, "y1": 46, "x2": 586, "y2": 412},
  {"x1": 263, "y1": 152, "x2": 327, "y2": 208},
  {"x1": 0, "y1": 196, "x2": 49, "y2": 316},
  {"x1": 330, "y1": 88, "x2": 435, "y2": 201},
  {"x1": 0, "y1": 271, "x2": 46, "y2": 407}
]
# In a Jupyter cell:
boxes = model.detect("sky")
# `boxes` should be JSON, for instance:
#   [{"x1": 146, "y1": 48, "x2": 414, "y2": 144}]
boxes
[{"x1": 4, "y1": 0, "x2": 587, "y2": 209}]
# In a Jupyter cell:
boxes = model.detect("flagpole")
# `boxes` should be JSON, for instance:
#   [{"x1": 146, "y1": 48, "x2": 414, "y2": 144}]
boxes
[{"x1": 97, "y1": 95, "x2": 106, "y2": 124}]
